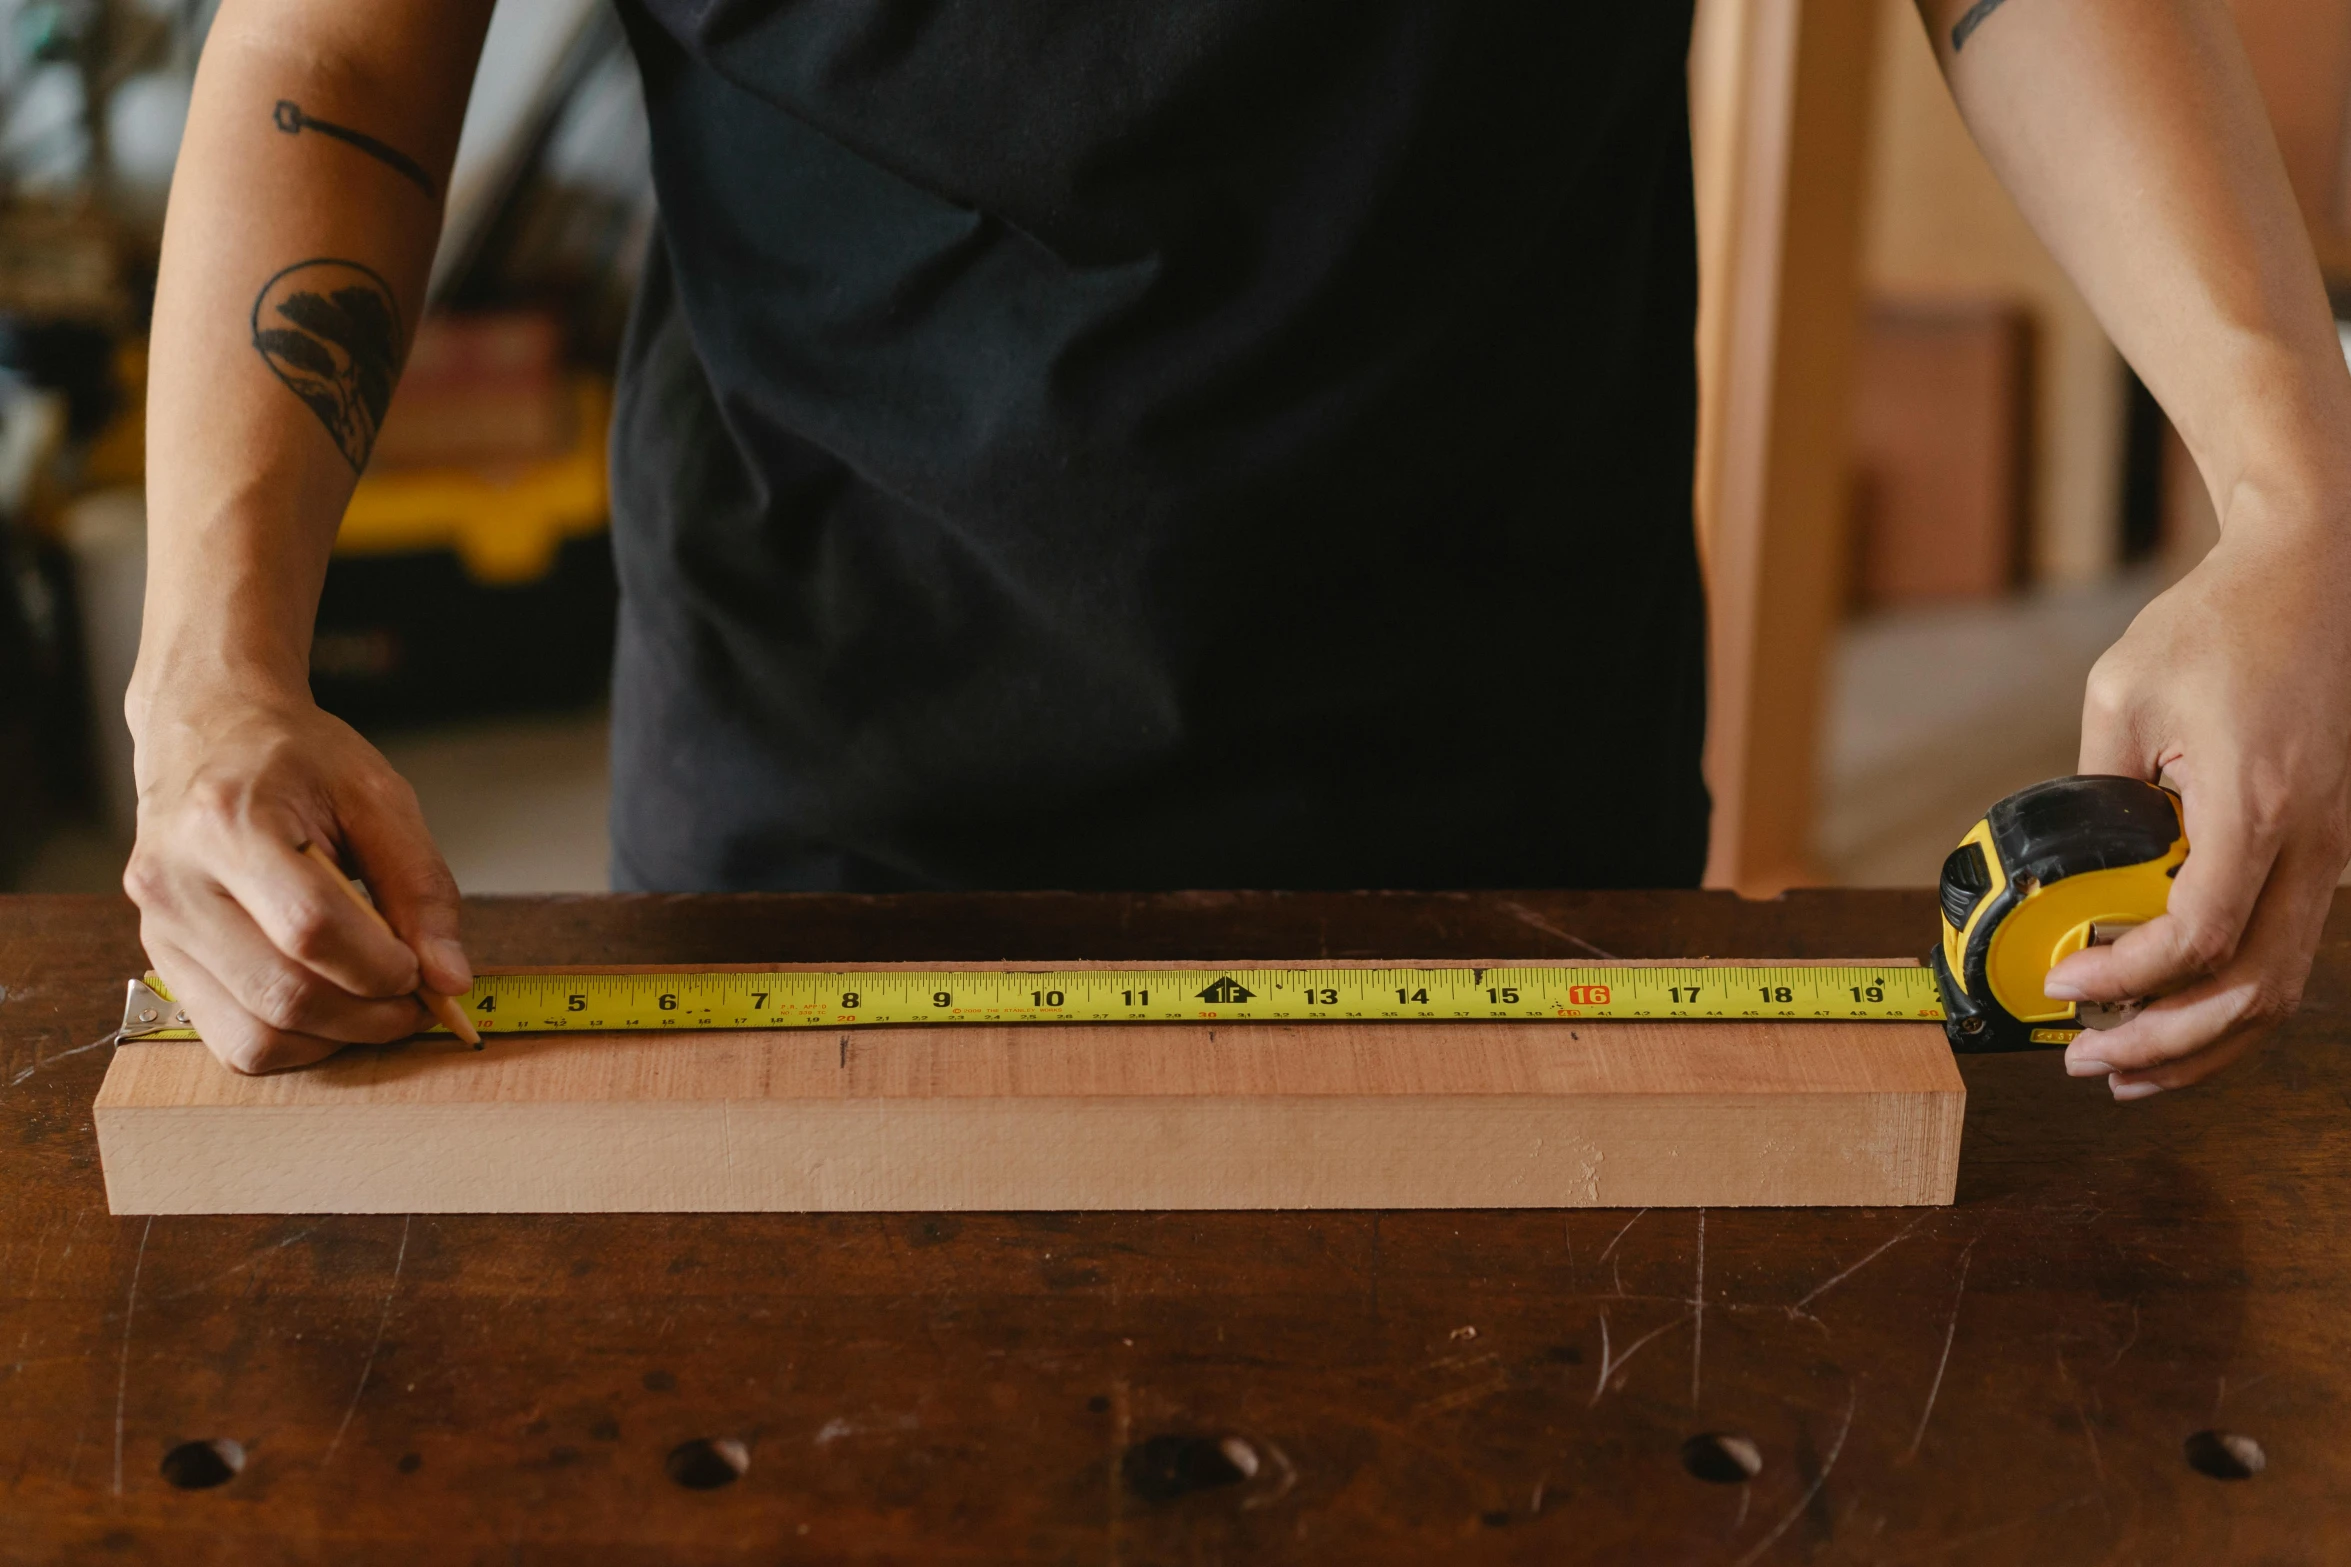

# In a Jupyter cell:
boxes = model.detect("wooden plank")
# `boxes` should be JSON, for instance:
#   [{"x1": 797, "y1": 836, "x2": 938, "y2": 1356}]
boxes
[
  {"x1": 95, "y1": 1017, "x2": 1962, "y2": 1213},
  {"x1": 1693, "y1": 0, "x2": 1881, "y2": 895}
]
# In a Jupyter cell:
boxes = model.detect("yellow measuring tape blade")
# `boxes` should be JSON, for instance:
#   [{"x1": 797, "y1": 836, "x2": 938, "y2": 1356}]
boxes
[{"x1": 120, "y1": 963, "x2": 1945, "y2": 1042}]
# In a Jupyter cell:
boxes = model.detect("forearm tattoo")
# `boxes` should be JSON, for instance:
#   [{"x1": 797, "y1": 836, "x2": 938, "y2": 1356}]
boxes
[
  {"x1": 272, "y1": 100, "x2": 434, "y2": 199},
  {"x1": 250, "y1": 259, "x2": 403, "y2": 473},
  {"x1": 1949, "y1": 0, "x2": 2015, "y2": 50}
]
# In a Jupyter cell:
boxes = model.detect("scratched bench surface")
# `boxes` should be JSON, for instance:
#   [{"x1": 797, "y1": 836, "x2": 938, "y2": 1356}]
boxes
[{"x1": 1, "y1": 888, "x2": 2341, "y2": 1563}]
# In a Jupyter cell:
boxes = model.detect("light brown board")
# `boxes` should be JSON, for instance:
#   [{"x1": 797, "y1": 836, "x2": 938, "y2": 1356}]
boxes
[{"x1": 95, "y1": 1014, "x2": 1962, "y2": 1214}]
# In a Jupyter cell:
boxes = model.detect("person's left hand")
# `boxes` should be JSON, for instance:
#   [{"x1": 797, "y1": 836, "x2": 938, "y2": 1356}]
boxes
[{"x1": 2043, "y1": 472, "x2": 2351, "y2": 1099}]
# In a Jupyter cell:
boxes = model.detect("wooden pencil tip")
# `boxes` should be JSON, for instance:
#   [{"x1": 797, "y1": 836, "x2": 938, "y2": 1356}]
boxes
[{"x1": 425, "y1": 990, "x2": 482, "y2": 1046}]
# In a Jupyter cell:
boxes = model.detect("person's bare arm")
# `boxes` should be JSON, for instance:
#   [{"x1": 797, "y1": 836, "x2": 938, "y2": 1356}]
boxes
[
  {"x1": 1914, "y1": 0, "x2": 2351, "y2": 1095},
  {"x1": 127, "y1": 0, "x2": 495, "y2": 1073}
]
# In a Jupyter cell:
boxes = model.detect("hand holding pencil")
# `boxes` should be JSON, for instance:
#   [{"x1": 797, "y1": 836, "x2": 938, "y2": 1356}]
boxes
[
  {"x1": 299, "y1": 841, "x2": 481, "y2": 1046},
  {"x1": 119, "y1": 669, "x2": 472, "y2": 1074}
]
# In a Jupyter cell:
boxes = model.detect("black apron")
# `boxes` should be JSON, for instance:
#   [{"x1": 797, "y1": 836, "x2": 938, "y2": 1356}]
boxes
[{"x1": 608, "y1": 0, "x2": 1709, "y2": 892}]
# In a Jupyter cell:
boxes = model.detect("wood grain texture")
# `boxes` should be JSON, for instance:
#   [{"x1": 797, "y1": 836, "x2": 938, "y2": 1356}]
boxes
[
  {"x1": 8, "y1": 887, "x2": 2347, "y2": 1563},
  {"x1": 95, "y1": 1016, "x2": 1962, "y2": 1213}
]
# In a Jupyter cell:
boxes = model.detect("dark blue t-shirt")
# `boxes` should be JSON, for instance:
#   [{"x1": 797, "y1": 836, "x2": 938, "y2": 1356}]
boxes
[{"x1": 608, "y1": 0, "x2": 1709, "y2": 892}]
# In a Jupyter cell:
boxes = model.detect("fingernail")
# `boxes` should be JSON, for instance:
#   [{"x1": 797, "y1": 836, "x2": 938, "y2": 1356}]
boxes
[
  {"x1": 427, "y1": 938, "x2": 473, "y2": 990},
  {"x1": 2065, "y1": 1055, "x2": 2114, "y2": 1077},
  {"x1": 2110, "y1": 1078, "x2": 2165, "y2": 1102},
  {"x1": 2043, "y1": 979, "x2": 2087, "y2": 1002}
]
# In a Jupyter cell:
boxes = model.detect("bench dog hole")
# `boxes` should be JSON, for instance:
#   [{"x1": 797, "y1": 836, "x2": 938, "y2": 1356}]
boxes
[
  {"x1": 2183, "y1": 1429, "x2": 2264, "y2": 1480},
  {"x1": 160, "y1": 1438, "x2": 244, "y2": 1490},
  {"x1": 666, "y1": 1437, "x2": 749, "y2": 1490},
  {"x1": 1122, "y1": 1434, "x2": 1258, "y2": 1503},
  {"x1": 1681, "y1": 1432, "x2": 1763, "y2": 1485}
]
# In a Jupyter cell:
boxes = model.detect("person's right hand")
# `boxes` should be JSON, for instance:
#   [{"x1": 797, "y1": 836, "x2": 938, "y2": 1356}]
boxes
[{"x1": 123, "y1": 677, "x2": 470, "y2": 1074}]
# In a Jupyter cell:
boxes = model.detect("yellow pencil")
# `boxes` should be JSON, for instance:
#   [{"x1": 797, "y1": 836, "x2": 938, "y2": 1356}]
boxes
[{"x1": 298, "y1": 840, "x2": 481, "y2": 1046}]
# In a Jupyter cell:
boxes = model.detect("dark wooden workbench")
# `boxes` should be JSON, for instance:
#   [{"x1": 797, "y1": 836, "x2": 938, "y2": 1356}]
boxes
[{"x1": 1, "y1": 888, "x2": 2342, "y2": 1562}]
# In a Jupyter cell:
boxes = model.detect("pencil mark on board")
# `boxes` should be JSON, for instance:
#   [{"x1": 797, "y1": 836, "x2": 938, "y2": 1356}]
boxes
[
  {"x1": 1238, "y1": 1436, "x2": 1297, "y2": 1509},
  {"x1": 1597, "y1": 1208, "x2": 1647, "y2": 1271},
  {"x1": 1908, "y1": 1490, "x2": 2100, "y2": 1560},
  {"x1": 1418, "y1": 1360, "x2": 1515, "y2": 1415},
  {"x1": 1589, "y1": 1306, "x2": 1691, "y2": 1406},
  {"x1": 2212, "y1": 1370, "x2": 2273, "y2": 1422},
  {"x1": 273, "y1": 100, "x2": 435, "y2": 197},
  {"x1": 1104, "y1": 1378, "x2": 1131, "y2": 1562},
  {"x1": 111, "y1": 1215, "x2": 153, "y2": 1496},
  {"x1": 250, "y1": 258, "x2": 403, "y2": 473},
  {"x1": 1496, "y1": 900, "x2": 1621, "y2": 961},
  {"x1": 814, "y1": 1411, "x2": 921, "y2": 1446},
  {"x1": 1600, "y1": 1205, "x2": 1651, "y2": 1297},
  {"x1": 2101, "y1": 1299, "x2": 2140, "y2": 1372},
  {"x1": 325, "y1": 1214, "x2": 411, "y2": 1466},
  {"x1": 1729, "y1": 1383, "x2": 1856, "y2": 1567},
  {"x1": 1689, "y1": 1209, "x2": 1708, "y2": 1403},
  {"x1": 2058, "y1": 1353, "x2": 2109, "y2": 1516},
  {"x1": 10, "y1": 1032, "x2": 112, "y2": 1087},
  {"x1": 14, "y1": 1218, "x2": 52, "y2": 1355},
  {"x1": 1793, "y1": 1210, "x2": 1934, "y2": 1313},
  {"x1": 159, "y1": 1224, "x2": 322, "y2": 1301},
  {"x1": 1905, "y1": 1239, "x2": 1974, "y2": 1458}
]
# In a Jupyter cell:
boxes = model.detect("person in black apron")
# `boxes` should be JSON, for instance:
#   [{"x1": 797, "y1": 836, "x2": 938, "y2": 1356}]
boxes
[
  {"x1": 128, "y1": 0, "x2": 2351, "y2": 1100},
  {"x1": 604, "y1": 3, "x2": 1710, "y2": 893}
]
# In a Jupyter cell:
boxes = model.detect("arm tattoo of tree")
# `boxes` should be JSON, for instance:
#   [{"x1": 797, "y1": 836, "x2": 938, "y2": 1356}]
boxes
[
  {"x1": 1950, "y1": 0, "x2": 2015, "y2": 51},
  {"x1": 273, "y1": 101, "x2": 435, "y2": 199},
  {"x1": 250, "y1": 259, "x2": 403, "y2": 473}
]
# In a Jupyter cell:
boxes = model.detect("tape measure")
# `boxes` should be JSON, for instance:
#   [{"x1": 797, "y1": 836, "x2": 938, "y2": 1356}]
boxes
[
  {"x1": 113, "y1": 774, "x2": 2185, "y2": 1053},
  {"x1": 1928, "y1": 775, "x2": 2186, "y2": 1053},
  {"x1": 118, "y1": 962, "x2": 1945, "y2": 1043}
]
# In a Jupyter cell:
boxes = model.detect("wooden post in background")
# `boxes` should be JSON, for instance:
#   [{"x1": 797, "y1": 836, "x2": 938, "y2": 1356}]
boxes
[
  {"x1": 1691, "y1": 0, "x2": 1880, "y2": 894},
  {"x1": 2224, "y1": 0, "x2": 2351, "y2": 275}
]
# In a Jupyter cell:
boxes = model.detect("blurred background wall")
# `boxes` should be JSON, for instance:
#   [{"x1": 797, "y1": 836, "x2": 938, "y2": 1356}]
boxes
[
  {"x1": 2, "y1": 0, "x2": 2348, "y2": 896},
  {"x1": 0, "y1": 0, "x2": 645, "y2": 894}
]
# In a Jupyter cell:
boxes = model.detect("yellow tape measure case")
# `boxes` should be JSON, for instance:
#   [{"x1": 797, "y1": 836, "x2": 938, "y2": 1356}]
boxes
[{"x1": 1928, "y1": 776, "x2": 2185, "y2": 1053}]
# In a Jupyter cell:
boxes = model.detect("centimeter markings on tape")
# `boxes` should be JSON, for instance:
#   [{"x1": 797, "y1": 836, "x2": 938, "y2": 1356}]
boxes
[{"x1": 123, "y1": 964, "x2": 1947, "y2": 1042}]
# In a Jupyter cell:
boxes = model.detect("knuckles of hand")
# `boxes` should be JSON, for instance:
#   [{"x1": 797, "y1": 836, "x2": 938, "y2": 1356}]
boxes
[
  {"x1": 2311, "y1": 814, "x2": 2351, "y2": 870},
  {"x1": 2080, "y1": 660, "x2": 2136, "y2": 726},
  {"x1": 2174, "y1": 918, "x2": 2243, "y2": 977},
  {"x1": 2227, "y1": 975, "x2": 2305, "y2": 1034},
  {"x1": 246, "y1": 962, "x2": 325, "y2": 1034},
  {"x1": 180, "y1": 774, "x2": 276, "y2": 843},
  {"x1": 120, "y1": 851, "x2": 171, "y2": 910},
  {"x1": 274, "y1": 896, "x2": 352, "y2": 968},
  {"x1": 218, "y1": 1028, "x2": 299, "y2": 1077},
  {"x1": 350, "y1": 765, "x2": 418, "y2": 812}
]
